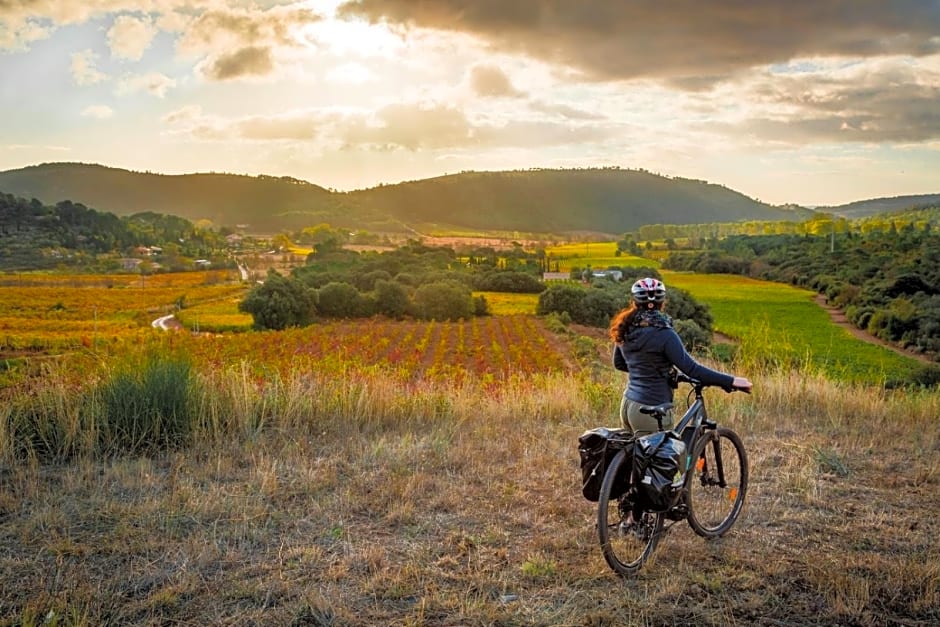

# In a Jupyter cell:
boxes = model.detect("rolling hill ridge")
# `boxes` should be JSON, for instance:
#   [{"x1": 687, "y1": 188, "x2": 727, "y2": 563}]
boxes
[{"x1": 1, "y1": 162, "x2": 815, "y2": 235}]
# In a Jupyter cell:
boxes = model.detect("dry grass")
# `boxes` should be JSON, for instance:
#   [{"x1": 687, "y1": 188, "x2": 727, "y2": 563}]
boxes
[{"x1": 2, "y1": 363, "x2": 939, "y2": 626}]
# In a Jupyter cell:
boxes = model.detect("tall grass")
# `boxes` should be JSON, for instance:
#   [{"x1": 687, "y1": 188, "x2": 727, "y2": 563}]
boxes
[
  {"x1": 94, "y1": 354, "x2": 196, "y2": 455},
  {"x1": 2, "y1": 351, "x2": 938, "y2": 625}
]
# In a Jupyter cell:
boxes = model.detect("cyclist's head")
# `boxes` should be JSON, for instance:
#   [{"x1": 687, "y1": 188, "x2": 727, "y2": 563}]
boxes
[{"x1": 631, "y1": 277, "x2": 666, "y2": 308}]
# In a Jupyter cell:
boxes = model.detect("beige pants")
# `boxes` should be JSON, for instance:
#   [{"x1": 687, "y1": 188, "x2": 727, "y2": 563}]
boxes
[{"x1": 620, "y1": 397, "x2": 674, "y2": 437}]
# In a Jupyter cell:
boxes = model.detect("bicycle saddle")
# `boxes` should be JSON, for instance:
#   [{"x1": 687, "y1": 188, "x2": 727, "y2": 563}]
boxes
[{"x1": 638, "y1": 403, "x2": 673, "y2": 417}]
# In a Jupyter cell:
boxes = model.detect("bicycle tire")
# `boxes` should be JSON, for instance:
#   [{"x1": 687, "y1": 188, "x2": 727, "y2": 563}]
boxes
[
  {"x1": 597, "y1": 448, "x2": 664, "y2": 576},
  {"x1": 686, "y1": 427, "x2": 748, "y2": 538}
]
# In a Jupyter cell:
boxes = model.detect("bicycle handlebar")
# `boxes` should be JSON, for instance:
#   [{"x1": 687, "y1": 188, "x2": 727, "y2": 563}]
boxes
[{"x1": 675, "y1": 372, "x2": 751, "y2": 394}]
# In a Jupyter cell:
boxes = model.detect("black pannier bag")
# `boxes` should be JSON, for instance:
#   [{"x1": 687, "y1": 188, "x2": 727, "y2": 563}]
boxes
[
  {"x1": 632, "y1": 431, "x2": 687, "y2": 512},
  {"x1": 578, "y1": 427, "x2": 633, "y2": 502}
]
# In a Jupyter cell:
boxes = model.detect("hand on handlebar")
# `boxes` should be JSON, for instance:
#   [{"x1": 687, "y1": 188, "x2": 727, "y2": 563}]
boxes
[{"x1": 732, "y1": 376, "x2": 753, "y2": 393}]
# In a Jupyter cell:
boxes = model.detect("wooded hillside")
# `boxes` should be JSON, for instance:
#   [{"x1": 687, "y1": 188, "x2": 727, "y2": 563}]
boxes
[{"x1": 0, "y1": 163, "x2": 809, "y2": 235}]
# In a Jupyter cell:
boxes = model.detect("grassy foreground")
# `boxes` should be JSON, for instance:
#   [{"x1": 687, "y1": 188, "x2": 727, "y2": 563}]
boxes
[{"x1": 2, "y1": 360, "x2": 938, "y2": 626}]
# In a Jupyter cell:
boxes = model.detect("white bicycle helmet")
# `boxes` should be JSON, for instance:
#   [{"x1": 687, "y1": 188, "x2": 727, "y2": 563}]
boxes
[{"x1": 631, "y1": 277, "x2": 666, "y2": 304}]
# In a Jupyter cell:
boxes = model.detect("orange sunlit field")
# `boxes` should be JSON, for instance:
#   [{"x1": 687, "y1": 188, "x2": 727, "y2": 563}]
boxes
[
  {"x1": 0, "y1": 270, "x2": 246, "y2": 352},
  {"x1": 156, "y1": 314, "x2": 575, "y2": 384},
  {"x1": 0, "y1": 271, "x2": 577, "y2": 388}
]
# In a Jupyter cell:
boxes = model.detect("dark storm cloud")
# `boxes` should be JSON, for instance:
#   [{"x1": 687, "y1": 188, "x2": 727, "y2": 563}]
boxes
[{"x1": 337, "y1": 0, "x2": 940, "y2": 86}]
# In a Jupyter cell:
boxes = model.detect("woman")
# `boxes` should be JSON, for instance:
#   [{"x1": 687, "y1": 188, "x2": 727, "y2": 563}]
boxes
[{"x1": 610, "y1": 277, "x2": 752, "y2": 436}]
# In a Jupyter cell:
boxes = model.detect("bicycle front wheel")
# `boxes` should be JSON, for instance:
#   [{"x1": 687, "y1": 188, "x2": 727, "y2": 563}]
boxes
[
  {"x1": 597, "y1": 448, "x2": 664, "y2": 576},
  {"x1": 687, "y1": 427, "x2": 748, "y2": 538}
]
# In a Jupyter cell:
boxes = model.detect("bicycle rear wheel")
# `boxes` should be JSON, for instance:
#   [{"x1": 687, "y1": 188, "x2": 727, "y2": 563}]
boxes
[
  {"x1": 597, "y1": 448, "x2": 664, "y2": 576},
  {"x1": 686, "y1": 427, "x2": 748, "y2": 538}
]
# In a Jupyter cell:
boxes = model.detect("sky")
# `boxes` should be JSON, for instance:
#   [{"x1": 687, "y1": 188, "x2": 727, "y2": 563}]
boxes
[{"x1": 1, "y1": 0, "x2": 939, "y2": 207}]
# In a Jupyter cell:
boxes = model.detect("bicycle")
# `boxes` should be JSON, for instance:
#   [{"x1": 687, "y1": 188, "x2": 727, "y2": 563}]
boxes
[{"x1": 596, "y1": 373, "x2": 750, "y2": 576}]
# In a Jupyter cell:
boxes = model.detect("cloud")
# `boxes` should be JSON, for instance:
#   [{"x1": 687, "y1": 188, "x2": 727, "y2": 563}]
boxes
[
  {"x1": 71, "y1": 49, "x2": 108, "y2": 85},
  {"x1": 529, "y1": 100, "x2": 605, "y2": 121},
  {"x1": 116, "y1": 71, "x2": 176, "y2": 98},
  {"x1": 0, "y1": 15, "x2": 51, "y2": 50},
  {"x1": 198, "y1": 45, "x2": 274, "y2": 80},
  {"x1": 81, "y1": 104, "x2": 114, "y2": 119},
  {"x1": 1, "y1": 2, "x2": 322, "y2": 80},
  {"x1": 162, "y1": 104, "x2": 203, "y2": 124},
  {"x1": 338, "y1": 0, "x2": 940, "y2": 86},
  {"x1": 0, "y1": 0, "x2": 189, "y2": 51},
  {"x1": 325, "y1": 62, "x2": 373, "y2": 84},
  {"x1": 176, "y1": 4, "x2": 321, "y2": 80},
  {"x1": 732, "y1": 56, "x2": 940, "y2": 144},
  {"x1": 162, "y1": 101, "x2": 614, "y2": 152},
  {"x1": 165, "y1": 108, "x2": 327, "y2": 142},
  {"x1": 234, "y1": 115, "x2": 320, "y2": 141},
  {"x1": 468, "y1": 64, "x2": 524, "y2": 97},
  {"x1": 107, "y1": 14, "x2": 158, "y2": 61},
  {"x1": 342, "y1": 103, "x2": 473, "y2": 150}
]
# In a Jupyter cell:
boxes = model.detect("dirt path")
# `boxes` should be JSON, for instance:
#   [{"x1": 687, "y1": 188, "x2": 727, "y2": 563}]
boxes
[{"x1": 812, "y1": 294, "x2": 933, "y2": 364}]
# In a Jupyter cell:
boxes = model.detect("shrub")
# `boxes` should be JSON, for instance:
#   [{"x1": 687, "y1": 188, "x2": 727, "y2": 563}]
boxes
[
  {"x1": 373, "y1": 279, "x2": 411, "y2": 319},
  {"x1": 674, "y1": 319, "x2": 711, "y2": 353},
  {"x1": 580, "y1": 289, "x2": 621, "y2": 327},
  {"x1": 239, "y1": 269, "x2": 317, "y2": 330},
  {"x1": 318, "y1": 281, "x2": 369, "y2": 318},
  {"x1": 413, "y1": 281, "x2": 473, "y2": 321},
  {"x1": 94, "y1": 354, "x2": 196, "y2": 455},
  {"x1": 537, "y1": 284, "x2": 586, "y2": 321},
  {"x1": 473, "y1": 270, "x2": 546, "y2": 293}
]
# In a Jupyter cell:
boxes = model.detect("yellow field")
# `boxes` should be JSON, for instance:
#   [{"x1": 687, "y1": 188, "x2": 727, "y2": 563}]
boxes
[
  {"x1": 544, "y1": 242, "x2": 655, "y2": 272},
  {"x1": 175, "y1": 294, "x2": 253, "y2": 332},
  {"x1": 475, "y1": 291, "x2": 539, "y2": 315}
]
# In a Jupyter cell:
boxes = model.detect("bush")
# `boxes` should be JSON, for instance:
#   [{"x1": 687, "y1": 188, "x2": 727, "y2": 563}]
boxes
[
  {"x1": 413, "y1": 280, "x2": 473, "y2": 321},
  {"x1": 674, "y1": 319, "x2": 711, "y2": 353},
  {"x1": 580, "y1": 289, "x2": 621, "y2": 327},
  {"x1": 373, "y1": 279, "x2": 411, "y2": 319},
  {"x1": 355, "y1": 269, "x2": 392, "y2": 292},
  {"x1": 318, "y1": 281, "x2": 370, "y2": 318},
  {"x1": 473, "y1": 270, "x2": 546, "y2": 293},
  {"x1": 537, "y1": 284, "x2": 586, "y2": 321},
  {"x1": 239, "y1": 269, "x2": 317, "y2": 330}
]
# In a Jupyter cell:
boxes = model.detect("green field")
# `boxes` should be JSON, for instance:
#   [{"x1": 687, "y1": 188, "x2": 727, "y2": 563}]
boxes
[
  {"x1": 664, "y1": 271, "x2": 924, "y2": 384},
  {"x1": 538, "y1": 240, "x2": 927, "y2": 384}
]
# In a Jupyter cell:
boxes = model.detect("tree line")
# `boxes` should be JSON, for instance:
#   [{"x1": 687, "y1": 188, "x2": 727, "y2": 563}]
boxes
[
  {"x1": 0, "y1": 192, "x2": 236, "y2": 272},
  {"x1": 239, "y1": 240, "x2": 550, "y2": 329},
  {"x1": 663, "y1": 215, "x2": 940, "y2": 362}
]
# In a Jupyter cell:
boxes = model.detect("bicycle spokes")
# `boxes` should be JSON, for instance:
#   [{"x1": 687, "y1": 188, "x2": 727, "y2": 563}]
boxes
[{"x1": 686, "y1": 428, "x2": 748, "y2": 539}]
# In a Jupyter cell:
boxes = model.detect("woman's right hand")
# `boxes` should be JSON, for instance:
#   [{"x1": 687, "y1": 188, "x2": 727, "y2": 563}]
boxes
[{"x1": 732, "y1": 376, "x2": 753, "y2": 393}]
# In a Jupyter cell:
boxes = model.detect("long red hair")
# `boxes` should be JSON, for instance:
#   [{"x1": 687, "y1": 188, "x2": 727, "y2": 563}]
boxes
[{"x1": 608, "y1": 301, "x2": 662, "y2": 343}]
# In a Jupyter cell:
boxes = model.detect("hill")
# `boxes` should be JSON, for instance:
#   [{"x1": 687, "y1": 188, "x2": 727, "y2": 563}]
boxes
[
  {"x1": 0, "y1": 163, "x2": 809, "y2": 235},
  {"x1": 821, "y1": 193, "x2": 940, "y2": 218},
  {"x1": 342, "y1": 168, "x2": 810, "y2": 233},
  {"x1": 0, "y1": 163, "x2": 343, "y2": 234}
]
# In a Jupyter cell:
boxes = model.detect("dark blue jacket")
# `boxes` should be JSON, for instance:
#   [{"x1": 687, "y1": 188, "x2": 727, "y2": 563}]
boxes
[{"x1": 614, "y1": 325, "x2": 734, "y2": 405}]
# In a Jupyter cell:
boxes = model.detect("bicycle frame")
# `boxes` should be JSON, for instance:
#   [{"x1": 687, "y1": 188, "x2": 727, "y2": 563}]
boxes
[
  {"x1": 642, "y1": 377, "x2": 732, "y2": 510},
  {"x1": 596, "y1": 376, "x2": 748, "y2": 576}
]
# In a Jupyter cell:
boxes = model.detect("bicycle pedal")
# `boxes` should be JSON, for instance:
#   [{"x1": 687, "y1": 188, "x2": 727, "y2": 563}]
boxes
[{"x1": 666, "y1": 505, "x2": 688, "y2": 521}]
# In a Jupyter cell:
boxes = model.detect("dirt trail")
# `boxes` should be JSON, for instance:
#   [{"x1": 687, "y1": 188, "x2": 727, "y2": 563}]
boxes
[{"x1": 812, "y1": 294, "x2": 933, "y2": 364}]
